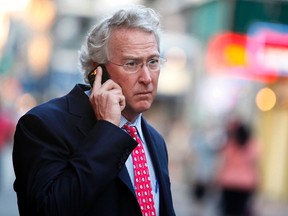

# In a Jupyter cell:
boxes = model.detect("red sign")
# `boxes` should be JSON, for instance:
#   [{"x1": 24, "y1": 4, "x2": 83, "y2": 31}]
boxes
[{"x1": 206, "y1": 28, "x2": 288, "y2": 83}]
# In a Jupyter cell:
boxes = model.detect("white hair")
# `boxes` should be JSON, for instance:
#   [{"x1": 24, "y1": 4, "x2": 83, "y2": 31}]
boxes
[{"x1": 78, "y1": 5, "x2": 162, "y2": 83}]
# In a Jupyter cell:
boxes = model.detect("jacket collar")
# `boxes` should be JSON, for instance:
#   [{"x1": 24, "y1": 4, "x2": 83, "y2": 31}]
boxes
[
  {"x1": 67, "y1": 84, "x2": 92, "y2": 116},
  {"x1": 66, "y1": 84, "x2": 96, "y2": 136}
]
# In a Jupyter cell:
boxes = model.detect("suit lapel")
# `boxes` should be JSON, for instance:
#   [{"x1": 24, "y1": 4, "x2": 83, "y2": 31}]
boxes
[
  {"x1": 141, "y1": 118, "x2": 174, "y2": 214},
  {"x1": 141, "y1": 118, "x2": 164, "y2": 180},
  {"x1": 118, "y1": 166, "x2": 135, "y2": 194}
]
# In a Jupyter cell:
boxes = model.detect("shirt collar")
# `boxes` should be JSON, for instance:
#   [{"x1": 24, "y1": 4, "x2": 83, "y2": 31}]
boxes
[{"x1": 120, "y1": 114, "x2": 142, "y2": 129}]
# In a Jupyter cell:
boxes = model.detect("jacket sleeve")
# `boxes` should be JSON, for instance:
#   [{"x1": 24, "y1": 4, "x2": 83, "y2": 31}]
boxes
[{"x1": 13, "y1": 113, "x2": 137, "y2": 216}]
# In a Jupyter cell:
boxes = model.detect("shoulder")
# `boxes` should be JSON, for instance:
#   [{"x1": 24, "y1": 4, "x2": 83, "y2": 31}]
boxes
[
  {"x1": 22, "y1": 84, "x2": 89, "y2": 121},
  {"x1": 25, "y1": 95, "x2": 68, "y2": 121}
]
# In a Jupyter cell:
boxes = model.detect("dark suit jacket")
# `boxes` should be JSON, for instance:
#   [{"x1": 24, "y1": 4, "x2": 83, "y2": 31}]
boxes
[{"x1": 13, "y1": 84, "x2": 175, "y2": 216}]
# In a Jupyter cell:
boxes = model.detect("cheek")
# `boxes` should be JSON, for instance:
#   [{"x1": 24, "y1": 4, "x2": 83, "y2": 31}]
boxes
[
  {"x1": 152, "y1": 74, "x2": 160, "y2": 88},
  {"x1": 118, "y1": 77, "x2": 133, "y2": 94},
  {"x1": 154, "y1": 74, "x2": 159, "y2": 83}
]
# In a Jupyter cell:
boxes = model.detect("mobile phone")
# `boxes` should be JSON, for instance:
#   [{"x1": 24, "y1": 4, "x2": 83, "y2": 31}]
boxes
[{"x1": 88, "y1": 64, "x2": 110, "y2": 87}]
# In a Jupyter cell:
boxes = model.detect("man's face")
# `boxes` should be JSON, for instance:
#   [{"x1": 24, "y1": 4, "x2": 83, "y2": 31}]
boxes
[{"x1": 106, "y1": 28, "x2": 160, "y2": 121}]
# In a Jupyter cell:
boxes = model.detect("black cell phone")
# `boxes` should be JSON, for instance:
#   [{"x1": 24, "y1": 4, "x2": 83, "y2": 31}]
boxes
[{"x1": 88, "y1": 64, "x2": 110, "y2": 87}]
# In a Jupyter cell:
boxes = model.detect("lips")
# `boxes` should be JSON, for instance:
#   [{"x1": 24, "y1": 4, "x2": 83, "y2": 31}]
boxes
[{"x1": 136, "y1": 91, "x2": 152, "y2": 96}]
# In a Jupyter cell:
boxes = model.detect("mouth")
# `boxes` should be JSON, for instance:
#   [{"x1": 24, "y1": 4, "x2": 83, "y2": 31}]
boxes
[{"x1": 136, "y1": 91, "x2": 152, "y2": 96}]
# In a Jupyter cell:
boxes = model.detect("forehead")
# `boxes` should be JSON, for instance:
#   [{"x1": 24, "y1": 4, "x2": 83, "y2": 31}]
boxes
[{"x1": 107, "y1": 28, "x2": 159, "y2": 59}]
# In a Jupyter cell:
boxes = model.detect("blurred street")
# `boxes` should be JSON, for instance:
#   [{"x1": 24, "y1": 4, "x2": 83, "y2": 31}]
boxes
[{"x1": 1, "y1": 0, "x2": 288, "y2": 216}]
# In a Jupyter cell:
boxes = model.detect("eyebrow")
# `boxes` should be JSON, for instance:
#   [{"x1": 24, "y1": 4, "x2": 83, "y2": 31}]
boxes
[{"x1": 122, "y1": 54, "x2": 160, "y2": 61}]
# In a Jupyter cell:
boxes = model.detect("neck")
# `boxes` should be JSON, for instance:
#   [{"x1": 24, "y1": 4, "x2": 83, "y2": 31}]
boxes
[
  {"x1": 122, "y1": 111, "x2": 141, "y2": 123},
  {"x1": 122, "y1": 112, "x2": 141, "y2": 124}
]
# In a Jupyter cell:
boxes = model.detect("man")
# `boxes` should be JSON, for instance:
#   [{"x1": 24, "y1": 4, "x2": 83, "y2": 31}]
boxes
[{"x1": 13, "y1": 5, "x2": 176, "y2": 216}]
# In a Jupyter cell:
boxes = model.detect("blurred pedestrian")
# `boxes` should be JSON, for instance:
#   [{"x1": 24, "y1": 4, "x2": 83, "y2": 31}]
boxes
[
  {"x1": 0, "y1": 100, "x2": 15, "y2": 192},
  {"x1": 12, "y1": 5, "x2": 175, "y2": 216},
  {"x1": 215, "y1": 119, "x2": 260, "y2": 216},
  {"x1": 0, "y1": 103, "x2": 14, "y2": 152}
]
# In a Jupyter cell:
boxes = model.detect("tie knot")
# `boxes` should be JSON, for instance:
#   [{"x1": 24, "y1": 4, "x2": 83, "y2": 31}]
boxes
[
  {"x1": 123, "y1": 124, "x2": 142, "y2": 143},
  {"x1": 122, "y1": 124, "x2": 137, "y2": 137}
]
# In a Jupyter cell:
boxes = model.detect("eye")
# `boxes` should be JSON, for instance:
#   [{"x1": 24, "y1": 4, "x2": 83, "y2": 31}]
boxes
[
  {"x1": 149, "y1": 58, "x2": 159, "y2": 65},
  {"x1": 125, "y1": 60, "x2": 138, "y2": 68}
]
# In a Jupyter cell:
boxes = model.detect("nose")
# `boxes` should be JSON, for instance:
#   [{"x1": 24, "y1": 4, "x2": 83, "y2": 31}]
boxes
[{"x1": 138, "y1": 63, "x2": 152, "y2": 84}]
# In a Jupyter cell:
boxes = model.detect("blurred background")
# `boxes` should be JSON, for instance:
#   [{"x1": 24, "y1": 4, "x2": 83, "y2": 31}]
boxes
[{"x1": 1, "y1": 0, "x2": 288, "y2": 215}]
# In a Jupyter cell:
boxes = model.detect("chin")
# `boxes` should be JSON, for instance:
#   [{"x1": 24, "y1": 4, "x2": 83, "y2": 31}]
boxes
[{"x1": 135, "y1": 102, "x2": 152, "y2": 113}]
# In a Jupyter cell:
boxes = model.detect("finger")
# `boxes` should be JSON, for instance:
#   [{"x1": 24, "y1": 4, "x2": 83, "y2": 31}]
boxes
[
  {"x1": 118, "y1": 94, "x2": 126, "y2": 111},
  {"x1": 92, "y1": 66, "x2": 103, "y2": 91},
  {"x1": 103, "y1": 83, "x2": 123, "y2": 93}
]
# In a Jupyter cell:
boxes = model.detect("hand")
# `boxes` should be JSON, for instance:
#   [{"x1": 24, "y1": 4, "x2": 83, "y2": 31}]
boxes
[{"x1": 89, "y1": 66, "x2": 126, "y2": 126}]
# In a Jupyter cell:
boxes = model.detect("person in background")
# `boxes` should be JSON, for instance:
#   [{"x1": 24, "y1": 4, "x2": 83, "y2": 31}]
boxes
[
  {"x1": 215, "y1": 119, "x2": 260, "y2": 216},
  {"x1": 0, "y1": 100, "x2": 15, "y2": 192},
  {"x1": 13, "y1": 5, "x2": 175, "y2": 216}
]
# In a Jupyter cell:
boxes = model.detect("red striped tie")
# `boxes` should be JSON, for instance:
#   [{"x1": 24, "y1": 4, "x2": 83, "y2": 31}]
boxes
[{"x1": 123, "y1": 124, "x2": 156, "y2": 216}]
